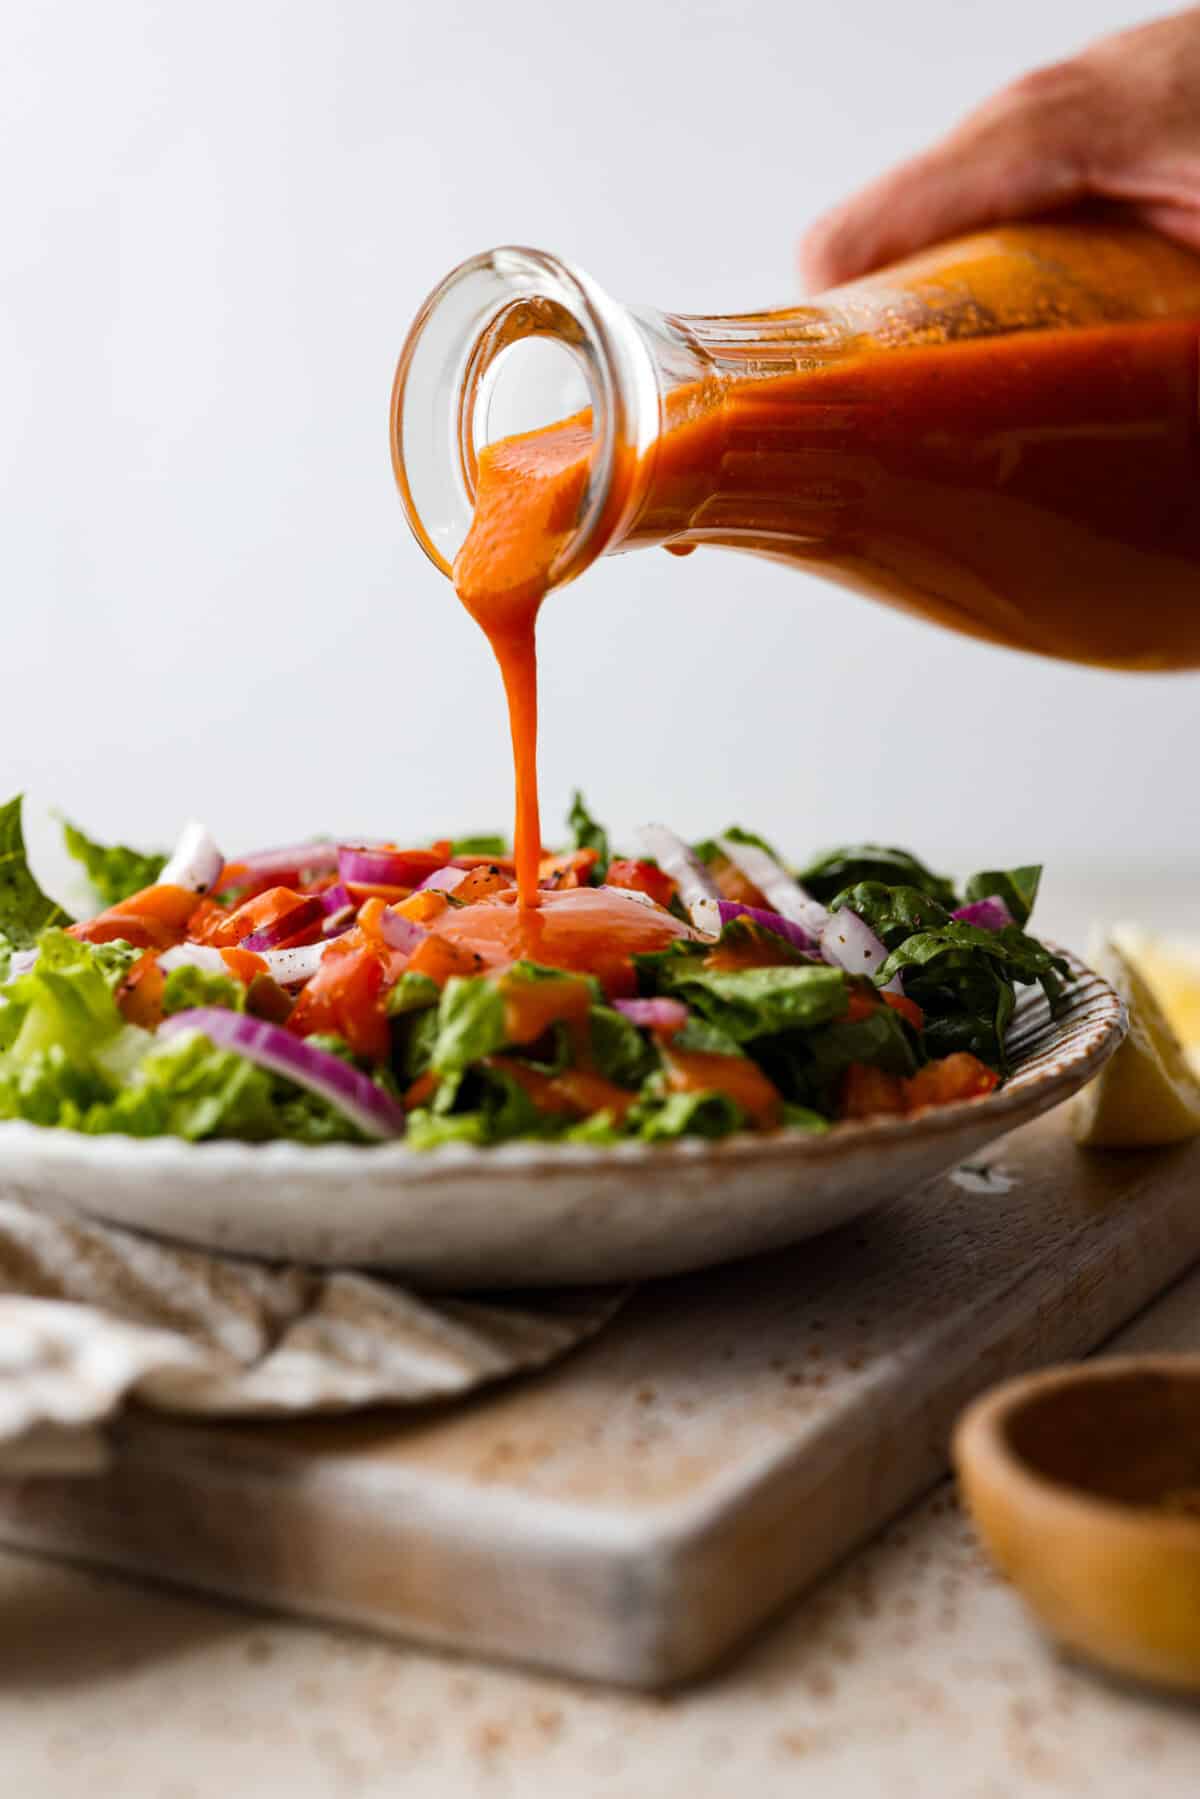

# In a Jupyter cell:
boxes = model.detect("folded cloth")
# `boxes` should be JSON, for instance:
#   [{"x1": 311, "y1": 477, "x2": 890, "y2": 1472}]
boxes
[{"x1": 0, "y1": 1196, "x2": 625, "y2": 1476}]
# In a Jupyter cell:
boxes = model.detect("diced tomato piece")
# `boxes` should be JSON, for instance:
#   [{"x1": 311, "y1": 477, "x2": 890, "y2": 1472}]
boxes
[
  {"x1": 882, "y1": 991, "x2": 925, "y2": 1031},
  {"x1": 406, "y1": 934, "x2": 483, "y2": 986},
  {"x1": 195, "y1": 887, "x2": 322, "y2": 950},
  {"x1": 403, "y1": 1071, "x2": 441, "y2": 1111},
  {"x1": 904, "y1": 1053, "x2": 999, "y2": 1112},
  {"x1": 394, "y1": 888, "x2": 451, "y2": 925},
  {"x1": 115, "y1": 951, "x2": 166, "y2": 1028},
  {"x1": 839, "y1": 1062, "x2": 908, "y2": 1119},
  {"x1": 454, "y1": 864, "x2": 514, "y2": 904},
  {"x1": 709, "y1": 855, "x2": 768, "y2": 908},
  {"x1": 220, "y1": 947, "x2": 269, "y2": 985},
  {"x1": 70, "y1": 883, "x2": 203, "y2": 952},
  {"x1": 287, "y1": 942, "x2": 391, "y2": 1062},
  {"x1": 845, "y1": 986, "x2": 880, "y2": 1023},
  {"x1": 605, "y1": 858, "x2": 676, "y2": 908},
  {"x1": 538, "y1": 848, "x2": 599, "y2": 891}
]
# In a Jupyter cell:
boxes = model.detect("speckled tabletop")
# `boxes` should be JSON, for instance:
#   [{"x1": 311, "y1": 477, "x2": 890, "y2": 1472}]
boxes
[{"x1": 5, "y1": 876, "x2": 1200, "y2": 1797}]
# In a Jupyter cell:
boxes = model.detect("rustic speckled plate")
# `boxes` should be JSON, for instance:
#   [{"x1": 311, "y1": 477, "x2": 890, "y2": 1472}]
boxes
[{"x1": 0, "y1": 948, "x2": 1123, "y2": 1288}]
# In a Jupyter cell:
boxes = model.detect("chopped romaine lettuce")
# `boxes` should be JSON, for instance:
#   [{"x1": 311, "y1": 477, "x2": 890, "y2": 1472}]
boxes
[{"x1": 0, "y1": 797, "x2": 71, "y2": 949}]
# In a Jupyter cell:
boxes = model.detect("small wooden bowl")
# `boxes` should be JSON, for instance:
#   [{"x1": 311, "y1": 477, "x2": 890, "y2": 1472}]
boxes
[{"x1": 954, "y1": 1356, "x2": 1200, "y2": 1693}]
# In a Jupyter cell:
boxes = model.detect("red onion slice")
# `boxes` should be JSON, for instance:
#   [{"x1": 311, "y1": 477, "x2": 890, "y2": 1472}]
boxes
[
  {"x1": 379, "y1": 910, "x2": 428, "y2": 954},
  {"x1": 231, "y1": 841, "x2": 338, "y2": 882},
  {"x1": 416, "y1": 866, "x2": 467, "y2": 895},
  {"x1": 952, "y1": 896, "x2": 1014, "y2": 932},
  {"x1": 635, "y1": 825, "x2": 721, "y2": 937},
  {"x1": 240, "y1": 895, "x2": 326, "y2": 953},
  {"x1": 159, "y1": 821, "x2": 225, "y2": 896},
  {"x1": 716, "y1": 900, "x2": 821, "y2": 956},
  {"x1": 158, "y1": 1008, "x2": 406, "y2": 1139},
  {"x1": 613, "y1": 997, "x2": 689, "y2": 1034},
  {"x1": 820, "y1": 909, "x2": 902, "y2": 993},
  {"x1": 715, "y1": 837, "x2": 828, "y2": 937}
]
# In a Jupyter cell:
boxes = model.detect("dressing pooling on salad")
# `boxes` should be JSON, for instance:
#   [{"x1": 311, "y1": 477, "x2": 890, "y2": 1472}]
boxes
[{"x1": 0, "y1": 795, "x2": 1067, "y2": 1148}]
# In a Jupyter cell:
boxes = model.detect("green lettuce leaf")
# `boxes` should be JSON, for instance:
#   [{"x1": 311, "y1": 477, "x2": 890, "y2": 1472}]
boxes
[
  {"x1": 161, "y1": 965, "x2": 245, "y2": 1015},
  {"x1": 450, "y1": 834, "x2": 507, "y2": 857},
  {"x1": 797, "y1": 844, "x2": 959, "y2": 909},
  {"x1": 643, "y1": 957, "x2": 849, "y2": 1044},
  {"x1": 0, "y1": 797, "x2": 71, "y2": 949},
  {"x1": 635, "y1": 1088, "x2": 746, "y2": 1141},
  {"x1": 587, "y1": 1004, "x2": 656, "y2": 1087},
  {"x1": 428, "y1": 977, "x2": 508, "y2": 1074},
  {"x1": 61, "y1": 818, "x2": 166, "y2": 908}
]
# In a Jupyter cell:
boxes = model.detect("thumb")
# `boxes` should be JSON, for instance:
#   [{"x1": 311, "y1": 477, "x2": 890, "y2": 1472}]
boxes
[{"x1": 800, "y1": 62, "x2": 1098, "y2": 290}]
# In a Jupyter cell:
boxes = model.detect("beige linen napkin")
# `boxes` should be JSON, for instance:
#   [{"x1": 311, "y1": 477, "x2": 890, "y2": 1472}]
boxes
[{"x1": 0, "y1": 1196, "x2": 624, "y2": 1476}]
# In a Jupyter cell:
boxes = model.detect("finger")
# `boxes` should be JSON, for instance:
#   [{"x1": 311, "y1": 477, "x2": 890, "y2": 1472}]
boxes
[{"x1": 800, "y1": 62, "x2": 1098, "y2": 290}]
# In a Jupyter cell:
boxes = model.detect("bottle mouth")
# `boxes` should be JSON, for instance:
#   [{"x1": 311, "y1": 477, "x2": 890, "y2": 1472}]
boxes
[{"x1": 390, "y1": 247, "x2": 661, "y2": 590}]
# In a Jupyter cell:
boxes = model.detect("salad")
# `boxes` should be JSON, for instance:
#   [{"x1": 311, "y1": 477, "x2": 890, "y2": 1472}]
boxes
[{"x1": 0, "y1": 794, "x2": 1068, "y2": 1150}]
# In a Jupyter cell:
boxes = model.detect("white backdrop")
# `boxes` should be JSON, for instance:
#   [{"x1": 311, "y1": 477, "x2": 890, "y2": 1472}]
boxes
[{"x1": 3, "y1": 0, "x2": 1194, "y2": 889}]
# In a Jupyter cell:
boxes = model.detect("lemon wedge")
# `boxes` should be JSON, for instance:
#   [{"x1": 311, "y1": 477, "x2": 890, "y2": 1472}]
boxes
[
  {"x1": 1072, "y1": 933, "x2": 1200, "y2": 1147},
  {"x1": 1109, "y1": 924, "x2": 1200, "y2": 1081}
]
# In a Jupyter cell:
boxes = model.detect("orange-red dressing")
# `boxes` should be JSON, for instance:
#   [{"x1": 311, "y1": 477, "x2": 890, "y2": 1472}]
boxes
[
  {"x1": 430, "y1": 885, "x2": 693, "y2": 999},
  {"x1": 453, "y1": 416, "x2": 593, "y2": 908}
]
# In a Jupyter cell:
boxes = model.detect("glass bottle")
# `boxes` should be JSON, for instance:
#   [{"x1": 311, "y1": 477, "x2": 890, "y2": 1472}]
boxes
[{"x1": 391, "y1": 213, "x2": 1200, "y2": 670}]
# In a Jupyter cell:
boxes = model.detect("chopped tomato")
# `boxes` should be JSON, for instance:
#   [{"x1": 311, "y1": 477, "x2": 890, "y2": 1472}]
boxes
[
  {"x1": 605, "y1": 858, "x2": 676, "y2": 908},
  {"x1": 454, "y1": 863, "x2": 514, "y2": 904},
  {"x1": 403, "y1": 1071, "x2": 441, "y2": 1111},
  {"x1": 845, "y1": 986, "x2": 880, "y2": 1023},
  {"x1": 538, "y1": 848, "x2": 599, "y2": 890},
  {"x1": 839, "y1": 1062, "x2": 909, "y2": 1119},
  {"x1": 882, "y1": 991, "x2": 925, "y2": 1031},
  {"x1": 405, "y1": 933, "x2": 483, "y2": 986},
  {"x1": 904, "y1": 1053, "x2": 999, "y2": 1111},
  {"x1": 115, "y1": 951, "x2": 166, "y2": 1028},
  {"x1": 70, "y1": 883, "x2": 203, "y2": 952},
  {"x1": 220, "y1": 947, "x2": 269, "y2": 985},
  {"x1": 840, "y1": 1050, "x2": 999, "y2": 1120},
  {"x1": 190, "y1": 886, "x2": 321, "y2": 950},
  {"x1": 394, "y1": 888, "x2": 452, "y2": 925},
  {"x1": 287, "y1": 941, "x2": 391, "y2": 1061},
  {"x1": 709, "y1": 855, "x2": 768, "y2": 909}
]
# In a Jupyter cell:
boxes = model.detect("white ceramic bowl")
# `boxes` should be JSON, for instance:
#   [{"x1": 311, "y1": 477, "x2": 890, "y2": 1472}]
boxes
[{"x1": 0, "y1": 948, "x2": 1123, "y2": 1287}]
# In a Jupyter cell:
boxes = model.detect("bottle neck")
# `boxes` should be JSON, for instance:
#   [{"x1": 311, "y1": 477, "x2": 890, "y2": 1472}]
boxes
[{"x1": 391, "y1": 247, "x2": 708, "y2": 592}]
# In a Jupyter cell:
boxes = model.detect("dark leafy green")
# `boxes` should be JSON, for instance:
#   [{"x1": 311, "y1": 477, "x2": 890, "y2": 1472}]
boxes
[
  {"x1": 692, "y1": 824, "x2": 784, "y2": 866},
  {"x1": 830, "y1": 883, "x2": 951, "y2": 950},
  {"x1": 62, "y1": 818, "x2": 166, "y2": 908},
  {"x1": 798, "y1": 844, "x2": 959, "y2": 909},
  {"x1": 962, "y1": 865, "x2": 1042, "y2": 930},
  {"x1": 567, "y1": 791, "x2": 610, "y2": 881}
]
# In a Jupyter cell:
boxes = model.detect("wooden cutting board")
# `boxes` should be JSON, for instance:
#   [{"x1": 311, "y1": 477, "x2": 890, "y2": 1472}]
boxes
[{"x1": 2, "y1": 1111, "x2": 1199, "y2": 1689}]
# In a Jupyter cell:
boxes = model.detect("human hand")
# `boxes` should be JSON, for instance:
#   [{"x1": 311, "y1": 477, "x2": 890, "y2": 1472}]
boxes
[{"x1": 801, "y1": 8, "x2": 1200, "y2": 289}]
